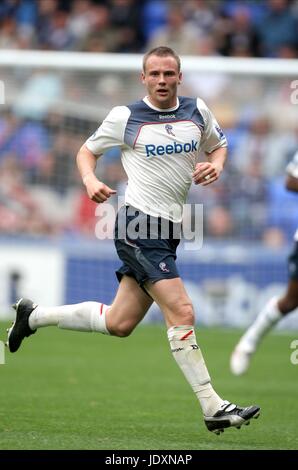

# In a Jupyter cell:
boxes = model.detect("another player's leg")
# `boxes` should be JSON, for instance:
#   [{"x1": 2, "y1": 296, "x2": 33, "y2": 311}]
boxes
[
  {"x1": 230, "y1": 278, "x2": 298, "y2": 375},
  {"x1": 7, "y1": 275, "x2": 152, "y2": 353},
  {"x1": 145, "y1": 277, "x2": 260, "y2": 435}
]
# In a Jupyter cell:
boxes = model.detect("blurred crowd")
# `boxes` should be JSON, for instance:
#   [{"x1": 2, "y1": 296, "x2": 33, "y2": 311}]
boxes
[
  {"x1": 0, "y1": 0, "x2": 297, "y2": 58},
  {"x1": 0, "y1": 0, "x2": 297, "y2": 245}
]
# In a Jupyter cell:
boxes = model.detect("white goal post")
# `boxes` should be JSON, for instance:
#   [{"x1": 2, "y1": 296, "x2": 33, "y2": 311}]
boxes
[{"x1": 0, "y1": 50, "x2": 298, "y2": 76}]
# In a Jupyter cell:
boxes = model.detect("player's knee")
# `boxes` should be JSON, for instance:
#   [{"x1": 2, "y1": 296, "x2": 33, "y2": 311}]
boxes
[
  {"x1": 174, "y1": 301, "x2": 194, "y2": 325},
  {"x1": 281, "y1": 295, "x2": 298, "y2": 313},
  {"x1": 109, "y1": 321, "x2": 135, "y2": 338}
]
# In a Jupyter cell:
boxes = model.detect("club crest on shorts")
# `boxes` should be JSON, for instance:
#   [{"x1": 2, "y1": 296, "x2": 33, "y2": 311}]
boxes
[
  {"x1": 165, "y1": 124, "x2": 175, "y2": 136},
  {"x1": 159, "y1": 262, "x2": 170, "y2": 273}
]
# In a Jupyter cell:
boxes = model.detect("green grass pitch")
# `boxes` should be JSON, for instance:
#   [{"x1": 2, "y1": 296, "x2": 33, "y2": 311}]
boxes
[{"x1": 0, "y1": 323, "x2": 297, "y2": 450}]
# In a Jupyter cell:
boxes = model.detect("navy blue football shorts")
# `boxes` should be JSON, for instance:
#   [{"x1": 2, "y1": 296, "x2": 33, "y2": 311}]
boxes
[
  {"x1": 114, "y1": 205, "x2": 182, "y2": 290},
  {"x1": 288, "y1": 240, "x2": 298, "y2": 280}
]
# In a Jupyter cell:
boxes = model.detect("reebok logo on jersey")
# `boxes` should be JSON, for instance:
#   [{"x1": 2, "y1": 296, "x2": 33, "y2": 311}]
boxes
[
  {"x1": 159, "y1": 114, "x2": 176, "y2": 119},
  {"x1": 145, "y1": 140, "x2": 198, "y2": 157}
]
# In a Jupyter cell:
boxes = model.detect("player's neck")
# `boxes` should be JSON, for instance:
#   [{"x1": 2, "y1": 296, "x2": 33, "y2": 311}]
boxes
[{"x1": 144, "y1": 96, "x2": 179, "y2": 112}]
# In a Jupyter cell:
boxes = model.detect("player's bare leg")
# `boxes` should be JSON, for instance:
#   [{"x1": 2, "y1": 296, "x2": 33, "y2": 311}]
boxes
[
  {"x1": 231, "y1": 278, "x2": 298, "y2": 375},
  {"x1": 279, "y1": 279, "x2": 298, "y2": 315},
  {"x1": 145, "y1": 277, "x2": 260, "y2": 434},
  {"x1": 7, "y1": 275, "x2": 152, "y2": 352},
  {"x1": 106, "y1": 275, "x2": 153, "y2": 336}
]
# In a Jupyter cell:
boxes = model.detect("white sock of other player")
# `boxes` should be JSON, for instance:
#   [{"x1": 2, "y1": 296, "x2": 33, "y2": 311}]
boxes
[
  {"x1": 167, "y1": 325, "x2": 224, "y2": 416},
  {"x1": 28, "y1": 302, "x2": 110, "y2": 334},
  {"x1": 238, "y1": 296, "x2": 283, "y2": 353}
]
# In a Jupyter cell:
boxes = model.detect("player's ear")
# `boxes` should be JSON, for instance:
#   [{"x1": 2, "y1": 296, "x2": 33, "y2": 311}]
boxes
[
  {"x1": 178, "y1": 72, "x2": 182, "y2": 85},
  {"x1": 141, "y1": 72, "x2": 146, "y2": 83}
]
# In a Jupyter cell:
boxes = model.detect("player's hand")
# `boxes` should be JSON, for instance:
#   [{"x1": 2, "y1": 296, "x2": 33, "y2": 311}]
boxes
[
  {"x1": 84, "y1": 176, "x2": 117, "y2": 203},
  {"x1": 192, "y1": 162, "x2": 222, "y2": 186}
]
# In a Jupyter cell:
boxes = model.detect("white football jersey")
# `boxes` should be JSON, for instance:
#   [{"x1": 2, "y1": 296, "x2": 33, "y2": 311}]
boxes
[
  {"x1": 286, "y1": 150, "x2": 298, "y2": 241},
  {"x1": 86, "y1": 96, "x2": 227, "y2": 222}
]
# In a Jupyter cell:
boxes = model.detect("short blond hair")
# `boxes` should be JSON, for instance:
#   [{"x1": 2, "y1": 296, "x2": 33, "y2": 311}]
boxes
[{"x1": 143, "y1": 46, "x2": 181, "y2": 73}]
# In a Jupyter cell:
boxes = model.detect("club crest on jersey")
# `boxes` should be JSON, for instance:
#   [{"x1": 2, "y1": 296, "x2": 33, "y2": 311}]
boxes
[
  {"x1": 165, "y1": 124, "x2": 175, "y2": 136},
  {"x1": 159, "y1": 262, "x2": 170, "y2": 273}
]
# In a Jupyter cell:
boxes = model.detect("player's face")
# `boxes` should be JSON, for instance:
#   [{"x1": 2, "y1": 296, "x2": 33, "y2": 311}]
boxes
[{"x1": 142, "y1": 55, "x2": 182, "y2": 109}]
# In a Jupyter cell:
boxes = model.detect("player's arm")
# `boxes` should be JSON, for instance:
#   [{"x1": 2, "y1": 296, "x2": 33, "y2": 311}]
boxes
[
  {"x1": 193, "y1": 147, "x2": 227, "y2": 186},
  {"x1": 77, "y1": 106, "x2": 130, "y2": 203},
  {"x1": 76, "y1": 144, "x2": 116, "y2": 204},
  {"x1": 285, "y1": 174, "x2": 298, "y2": 193},
  {"x1": 193, "y1": 98, "x2": 228, "y2": 186}
]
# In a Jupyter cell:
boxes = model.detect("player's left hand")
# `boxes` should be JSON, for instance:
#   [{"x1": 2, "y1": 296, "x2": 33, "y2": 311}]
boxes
[{"x1": 192, "y1": 162, "x2": 222, "y2": 186}]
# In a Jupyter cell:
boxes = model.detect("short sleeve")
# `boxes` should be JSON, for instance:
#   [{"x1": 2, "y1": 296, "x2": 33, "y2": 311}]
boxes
[
  {"x1": 85, "y1": 106, "x2": 131, "y2": 157},
  {"x1": 197, "y1": 98, "x2": 227, "y2": 154}
]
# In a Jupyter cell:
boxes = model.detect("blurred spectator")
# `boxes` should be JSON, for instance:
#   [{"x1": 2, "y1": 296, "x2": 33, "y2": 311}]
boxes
[
  {"x1": 257, "y1": 0, "x2": 298, "y2": 57},
  {"x1": 67, "y1": 0, "x2": 94, "y2": 44},
  {"x1": 141, "y1": 0, "x2": 168, "y2": 43},
  {"x1": 109, "y1": 0, "x2": 144, "y2": 52},
  {"x1": 80, "y1": 4, "x2": 118, "y2": 52},
  {"x1": 45, "y1": 9, "x2": 75, "y2": 50},
  {"x1": 0, "y1": 156, "x2": 54, "y2": 235},
  {"x1": 0, "y1": 110, "x2": 51, "y2": 180},
  {"x1": 221, "y1": 0, "x2": 268, "y2": 26},
  {"x1": 216, "y1": 5, "x2": 260, "y2": 57},
  {"x1": 73, "y1": 190, "x2": 98, "y2": 237},
  {"x1": 15, "y1": 0, "x2": 38, "y2": 29},
  {"x1": 232, "y1": 115, "x2": 296, "y2": 178},
  {"x1": 147, "y1": 3, "x2": 201, "y2": 55},
  {"x1": 13, "y1": 70, "x2": 63, "y2": 120},
  {"x1": 182, "y1": 35, "x2": 230, "y2": 103},
  {"x1": 0, "y1": 16, "x2": 19, "y2": 48},
  {"x1": 0, "y1": 0, "x2": 17, "y2": 18},
  {"x1": 262, "y1": 226, "x2": 286, "y2": 248},
  {"x1": 229, "y1": 159, "x2": 268, "y2": 240},
  {"x1": 35, "y1": 0, "x2": 59, "y2": 48},
  {"x1": 185, "y1": 0, "x2": 216, "y2": 36},
  {"x1": 206, "y1": 205, "x2": 235, "y2": 239},
  {"x1": 277, "y1": 43, "x2": 298, "y2": 59},
  {"x1": 32, "y1": 129, "x2": 79, "y2": 194}
]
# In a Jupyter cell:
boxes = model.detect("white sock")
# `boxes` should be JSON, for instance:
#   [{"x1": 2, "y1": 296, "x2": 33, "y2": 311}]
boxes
[
  {"x1": 239, "y1": 296, "x2": 282, "y2": 352},
  {"x1": 29, "y1": 302, "x2": 110, "y2": 334},
  {"x1": 167, "y1": 325, "x2": 223, "y2": 416}
]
